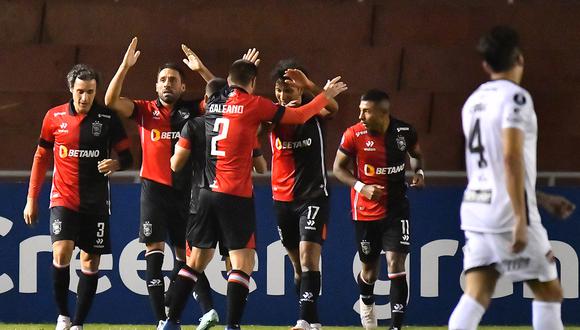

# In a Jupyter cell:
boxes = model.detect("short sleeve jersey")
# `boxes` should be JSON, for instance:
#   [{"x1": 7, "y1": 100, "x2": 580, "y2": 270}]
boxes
[
  {"x1": 339, "y1": 119, "x2": 418, "y2": 221},
  {"x1": 270, "y1": 97, "x2": 329, "y2": 202},
  {"x1": 204, "y1": 85, "x2": 285, "y2": 198},
  {"x1": 461, "y1": 79, "x2": 540, "y2": 233},
  {"x1": 132, "y1": 98, "x2": 201, "y2": 191},
  {"x1": 38, "y1": 101, "x2": 130, "y2": 214}
]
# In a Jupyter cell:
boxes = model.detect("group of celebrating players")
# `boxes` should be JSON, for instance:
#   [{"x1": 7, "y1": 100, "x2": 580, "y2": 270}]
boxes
[{"x1": 22, "y1": 25, "x2": 574, "y2": 330}]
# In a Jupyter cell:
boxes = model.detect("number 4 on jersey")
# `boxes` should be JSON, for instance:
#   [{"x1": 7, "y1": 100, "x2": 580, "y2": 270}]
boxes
[
  {"x1": 468, "y1": 118, "x2": 487, "y2": 168},
  {"x1": 211, "y1": 118, "x2": 230, "y2": 156}
]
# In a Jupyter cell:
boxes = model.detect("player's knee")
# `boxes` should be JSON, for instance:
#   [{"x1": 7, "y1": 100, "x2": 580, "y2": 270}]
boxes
[
  {"x1": 360, "y1": 270, "x2": 378, "y2": 284},
  {"x1": 387, "y1": 258, "x2": 405, "y2": 274},
  {"x1": 146, "y1": 241, "x2": 165, "y2": 252}
]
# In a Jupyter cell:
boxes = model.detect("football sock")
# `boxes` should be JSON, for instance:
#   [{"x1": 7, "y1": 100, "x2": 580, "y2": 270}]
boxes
[
  {"x1": 193, "y1": 272, "x2": 214, "y2": 314},
  {"x1": 299, "y1": 271, "x2": 321, "y2": 324},
  {"x1": 448, "y1": 294, "x2": 485, "y2": 330},
  {"x1": 145, "y1": 249, "x2": 166, "y2": 320},
  {"x1": 72, "y1": 270, "x2": 98, "y2": 326},
  {"x1": 532, "y1": 300, "x2": 563, "y2": 330},
  {"x1": 164, "y1": 259, "x2": 186, "y2": 307},
  {"x1": 389, "y1": 273, "x2": 408, "y2": 329},
  {"x1": 357, "y1": 272, "x2": 375, "y2": 305},
  {"x1": 52, "y1": 262, "x2": 70, "y2": 317},
  {"x1": 168, "y1": 265, "x2": 199, "y2": 321},
  {"x1": 226, "y1": 270, "x2": 251, "y2": 329}
]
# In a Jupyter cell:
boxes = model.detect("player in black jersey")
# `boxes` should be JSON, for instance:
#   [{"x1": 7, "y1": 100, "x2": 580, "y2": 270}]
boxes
[{"x1": 269, "y1": 60, "x2": 339, "y2": 330}]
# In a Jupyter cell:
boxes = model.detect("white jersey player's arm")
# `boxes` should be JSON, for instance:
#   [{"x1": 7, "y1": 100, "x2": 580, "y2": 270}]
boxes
[{"x1": 503, "y1": 127, "x2": 527, "y2": 253}]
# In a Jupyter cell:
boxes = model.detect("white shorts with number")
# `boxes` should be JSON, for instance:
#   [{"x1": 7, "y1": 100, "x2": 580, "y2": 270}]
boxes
[{"x1": 462, "y1": 223, "x2": 558, "y2": 282}]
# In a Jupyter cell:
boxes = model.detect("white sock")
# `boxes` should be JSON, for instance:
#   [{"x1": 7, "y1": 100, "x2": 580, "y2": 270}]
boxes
[
  {"x1": 448, "y1": 294, "x2": 485, "y2": 330},
  {"x1": 532, "y1": 300, "x2": 563, "y2": 330}
]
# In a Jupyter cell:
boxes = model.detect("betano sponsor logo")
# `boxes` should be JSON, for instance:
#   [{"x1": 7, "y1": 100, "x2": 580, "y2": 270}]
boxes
[
  {"x1": 150, "y1": 129, "x2": 180, "y2": 142},
  {"x1": 58, "y1": 145, "x2": 100, "y2": 158},
  {"x1": 364, "y1": 163, "x2": 405, "y2": 176},
  {"x1": 275, "y1": 137, "x2": 312, "y2": 150}
]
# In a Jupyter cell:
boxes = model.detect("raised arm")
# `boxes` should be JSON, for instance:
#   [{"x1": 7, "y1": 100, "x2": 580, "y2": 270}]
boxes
[
  {"x1": 105, "y1": 37, "x2": 140, "y2": 118},
  {"x1": 284, "y1": 69, "x2": 339, "y2": 117},
  {"x1": 279, "y1": 76, "x2": 347, "y2": 124},
  {"x1": 503, "y1": 127, "x2": 527, "y2": 253},
  {"x1": 181, "y1": 44, "x2": 215, "y2": 83}
]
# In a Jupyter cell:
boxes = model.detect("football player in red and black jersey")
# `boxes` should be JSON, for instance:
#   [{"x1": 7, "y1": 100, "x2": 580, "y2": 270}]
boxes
[
  {"x1": 23, "y1": 64, "x2": 132, "y2": 330},
  {"x1": 105, "y1": 38, "x2": 212, "y2": 328},
  {"x1": 333, "y1": 89, "x2": 424, "y2": 330},
  {"x1": 163, "y1": 49, "x2": 347, "y2": 330},
  {"x1": 268, "y1": 60, "x2": 338, "y2": 330}
]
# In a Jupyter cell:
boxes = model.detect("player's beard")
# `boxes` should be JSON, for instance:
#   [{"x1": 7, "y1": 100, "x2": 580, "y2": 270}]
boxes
[{"x1": 160, "y1": 91, "x2": 177, "y2": 104}]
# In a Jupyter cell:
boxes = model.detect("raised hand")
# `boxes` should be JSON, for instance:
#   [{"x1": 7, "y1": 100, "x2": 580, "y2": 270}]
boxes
[
  {"x1": 284, "y1": 69, "x2": 314, "y2": 90},
  {"x1": 181, "y1": 44, "x2": 205, "y2": 72},
  {"x1": 122, "y1": 37, "x2": 141, "y2": 69},
  {"x1": 242, "y1": 48, "x2": 261, "y2": 66},
  {"x1": 323, "y1": 76, "x2": 348, "y2": 99}
]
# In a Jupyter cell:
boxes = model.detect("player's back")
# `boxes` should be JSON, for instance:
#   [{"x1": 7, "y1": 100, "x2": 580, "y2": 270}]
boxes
[
  {"x1": 204, "y1": 85, "x2": 279, "y2": 198},
  {"x1": 461, "y1": 79, "x2": 540, "y2": 233}
]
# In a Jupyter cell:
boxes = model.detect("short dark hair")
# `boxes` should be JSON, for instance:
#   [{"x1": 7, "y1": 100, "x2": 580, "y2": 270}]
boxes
[
  {"x1": 205, "y1": 78, "x2": 227, "y2": 97},
  {"x1": 477, "y1": 25, "x2": 521, "y2": 72},
  {"x1": 157, "y1": 62, "x2": 185, "y2": 81},
  {"x1": 228, "y1": 60, "x2": 258, "y2": 86},
  {"x1": 270, "y1": 59, "x2": 308, "y2": 82},
  {"x1": 361, "y1": 89, "x2": 390, "y2": 103},
  {"x1": 67, "y1": 64, "x2": 99, "y2": 89}
]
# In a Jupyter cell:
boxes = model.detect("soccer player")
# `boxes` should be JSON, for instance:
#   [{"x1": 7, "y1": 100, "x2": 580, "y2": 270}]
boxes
[
  {"x1": 169, "y1": 78, "x2": 266, "y2": 330},
  {"x1": 23, "y1": 64, "x2": 133, "y2": 330},
  {"x1": 333, "y1": 89, "x2": 424, "y2": 330},
  {"x1": 162, "y1": 49, "x2": 347, "y2": 330},
  {"x1": 268, "y1": 59, "x2": 338, "y2": 330},
  {"x1": 104, "y1": 37, "x2": 211, "y2": 328},
  {"x1": 448, "y1": 26, "x2": 564, "y2": 330}
]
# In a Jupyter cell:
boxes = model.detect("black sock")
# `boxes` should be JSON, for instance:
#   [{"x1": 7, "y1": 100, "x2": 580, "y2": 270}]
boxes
[
  {"x1": 357, "y1": 272, "x2": 375, "y2": 305},
  {"x1": 73, "y1": 271, "x2": 98, "y2": 326},
  {"x1": 165, "y1": 259, "x2": 186, "y2": 307},
  {"x1": 226, "y1": 270, "x2": 250, "y2": 329},
  {"x1": 389, "y1": 275, "x2": 408, "y2": 329},
  {"x1": 294, "y1": 275, "x2": 301, "y2": 297},
  {"x1": 145, "y1": 250, "x2": 166, "y2": 320},
  {"x1": 299, "y1": 271, "x2": 321, "y2": 323},
  {"x1": 193, "y1": 272, "x2": 214, "y2": 314},
  {"x1": 168, "y1": 265, "x2": 199, "y2": 322},
  {"x1": 52, "y1": 264, "x2": 70, "y2": 317}
]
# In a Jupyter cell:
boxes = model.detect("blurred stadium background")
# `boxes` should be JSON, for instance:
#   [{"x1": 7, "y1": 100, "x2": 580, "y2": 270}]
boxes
[{"x1": 0, "y1": 0, "x2": 578, "y2": 328}]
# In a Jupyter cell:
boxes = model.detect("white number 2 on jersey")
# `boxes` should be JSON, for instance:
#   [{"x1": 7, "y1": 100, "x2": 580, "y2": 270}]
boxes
[{"x1": 211, "y1": 118, "x2": 230, "y2": 157}]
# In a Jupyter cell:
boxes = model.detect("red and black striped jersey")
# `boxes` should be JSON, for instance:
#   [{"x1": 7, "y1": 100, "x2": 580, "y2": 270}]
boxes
[
  {"x1": 204, "y1": 86, "x2": 285, "y2": 198},
  {"x1": 270, "y1": 114, "x2": 329, "y2": 202},
  {"x1": 131, "y1": 98, "x2": 201, "y2": 191},
  {"x1": 38, "y1": 101, "x2": 130, "y2": 214},
  {"x1": 339, "y1": 118, "x2": 418, "y2": 221}
]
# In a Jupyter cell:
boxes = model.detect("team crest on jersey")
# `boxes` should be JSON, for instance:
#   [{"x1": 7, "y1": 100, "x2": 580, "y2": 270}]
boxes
[
  {"x1": 52, "y1": 219, "x2": 62, "y2": 235},
  {"x1": 396, "y1": 136, "x2": 406, "y2": 151},
  {"x1": 178, "y1": 110, "x2": 190, "y2": 119},
  {"x1": 92, "y1": 121, "x2": 103, "y2": 137},
  {"x1": 143, "y1": 221, "x2": 153, "y2": 237},
  {"x1": 513, "y1": 93, "x2": 526, "y2": 105},
  {"x1": 360, "y1": 240, "x2": 371, "y2": 255}
]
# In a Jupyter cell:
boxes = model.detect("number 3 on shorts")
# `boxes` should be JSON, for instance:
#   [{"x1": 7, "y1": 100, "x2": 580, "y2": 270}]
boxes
[{"x1": 211, "y1": 118, "x2": 230, "y2": 157}]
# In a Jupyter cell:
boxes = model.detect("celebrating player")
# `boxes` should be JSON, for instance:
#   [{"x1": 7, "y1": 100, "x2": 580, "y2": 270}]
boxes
[
  {"x1": 23, "y1": 64, "x2": 133, "y2": 330},
  {"x1": 333, "y1": 89, "x2": 424, "y2": 330},
  {"x1": 163, "y1": 48, "x2": 347, "y2": 330}
]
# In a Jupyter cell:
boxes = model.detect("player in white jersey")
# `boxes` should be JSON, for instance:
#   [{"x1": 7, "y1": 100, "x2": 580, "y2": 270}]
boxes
[{"x1": 449, "y1": 26, "x2": 564, "y2": 330}]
